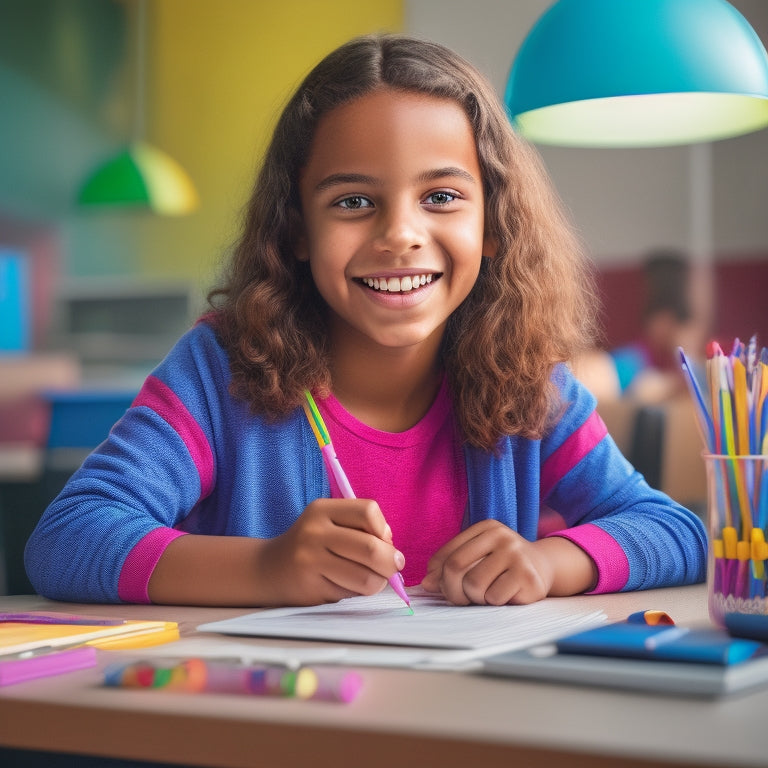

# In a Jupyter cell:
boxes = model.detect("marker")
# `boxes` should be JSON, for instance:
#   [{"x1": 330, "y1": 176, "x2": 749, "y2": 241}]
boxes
[
  {"x1": 304, "y1": 391, "x2": 413, "y2": 613},
  {"x1": 104, "y1": 659, "x2": 363, "y2": 703},
  {"x1": 321, "y1": 440, "x2": 413, "y2": 612}
]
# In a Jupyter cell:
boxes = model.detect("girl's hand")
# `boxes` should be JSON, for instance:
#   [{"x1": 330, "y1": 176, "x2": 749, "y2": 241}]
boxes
[
  {"x1": 420, "y1": 520, "x2": 597, "y2": 605},
  {"x1": 254, "y1": 498, "x2": 405, "y2": 606}
]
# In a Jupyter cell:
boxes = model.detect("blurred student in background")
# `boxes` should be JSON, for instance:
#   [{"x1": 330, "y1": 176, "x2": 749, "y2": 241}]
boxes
[{"x1": 609, "y1": 250, "x2": 709, "y2": 404}]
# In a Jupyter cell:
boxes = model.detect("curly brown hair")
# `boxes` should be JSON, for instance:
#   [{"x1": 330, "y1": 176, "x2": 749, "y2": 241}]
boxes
[{"x1": 209, "y1": 33, "x2": 598, "y2": 451}]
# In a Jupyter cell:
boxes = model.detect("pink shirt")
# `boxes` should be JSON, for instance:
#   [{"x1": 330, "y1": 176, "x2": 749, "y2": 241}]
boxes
[{"x1": 316, "y1": 379, "x2": 468, "y2": 585}]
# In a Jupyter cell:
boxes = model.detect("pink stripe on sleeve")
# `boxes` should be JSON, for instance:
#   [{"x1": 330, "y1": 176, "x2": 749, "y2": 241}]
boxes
[
  {"x1": 540, "y1": 410, "x2": 607, "y2": 499},
  {"x1": 548, "y1": 524, "x2": 629, "y2": 593},
  {"x1": 118, "y1": 528, "x2": 187, "y2": 603},
  {"x1": 133, "y1": 375, "x2": 214, "y2": 499}
]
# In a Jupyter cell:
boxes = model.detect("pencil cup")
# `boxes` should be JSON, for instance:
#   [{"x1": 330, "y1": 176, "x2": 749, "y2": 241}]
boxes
[{"x1": 705, "y1": 454, "x2": 768, "y2": 638}]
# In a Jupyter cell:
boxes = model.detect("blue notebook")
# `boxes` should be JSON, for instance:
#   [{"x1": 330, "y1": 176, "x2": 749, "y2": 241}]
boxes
[
  {"x1": 555, "y1": 622, "x2": 765, "y2": 665},
  {"x1": 482, "y1": 621, "x2": 768, "y2": 698}
]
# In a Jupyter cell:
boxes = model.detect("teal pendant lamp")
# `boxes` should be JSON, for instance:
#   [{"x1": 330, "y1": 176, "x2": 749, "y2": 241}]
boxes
[
  {"x1": 506, "y1": 0, "x2": 768, "y2": 147},
  {"x1": 77, "y1": 0, "x2": 198, "y2": 214}
]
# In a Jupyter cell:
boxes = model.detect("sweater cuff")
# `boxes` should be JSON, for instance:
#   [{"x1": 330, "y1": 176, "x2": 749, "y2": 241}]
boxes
[
  {"x1": 547, "y1": 523, "x2": 629, "y2": 594},
  {"x1": 117, "y1": 528, "x2": 187, "y2": 603}
]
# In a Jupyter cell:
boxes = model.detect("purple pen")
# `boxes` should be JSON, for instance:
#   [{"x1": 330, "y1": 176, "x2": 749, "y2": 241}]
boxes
[{"x1": 0, "y1": 612, "x2": 126, "y2": 626}]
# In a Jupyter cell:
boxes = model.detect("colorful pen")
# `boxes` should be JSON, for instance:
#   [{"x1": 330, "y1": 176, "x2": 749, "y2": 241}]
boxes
[{"x1": 303, "y1": 390, "x2": 413, "y2": 613}]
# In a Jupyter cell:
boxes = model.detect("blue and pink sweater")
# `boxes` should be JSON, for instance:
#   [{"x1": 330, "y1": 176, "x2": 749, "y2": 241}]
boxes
[{"x1": 24, "y1": 322, "x2": 706, "y2": 603}]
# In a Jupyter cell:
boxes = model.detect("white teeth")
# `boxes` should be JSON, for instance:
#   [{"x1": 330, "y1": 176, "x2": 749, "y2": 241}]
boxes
[{"x1": 362, "y1": 274, "x2": 435, "y2": 293}]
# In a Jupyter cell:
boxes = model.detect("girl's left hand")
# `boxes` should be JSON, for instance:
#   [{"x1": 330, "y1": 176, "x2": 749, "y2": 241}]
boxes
[
  {"x1": 421, "y1": 520, "x2": 596, "y2": 605},
  {"x1": 421, "y1": 520, "x2": 551, "y2": 605}
]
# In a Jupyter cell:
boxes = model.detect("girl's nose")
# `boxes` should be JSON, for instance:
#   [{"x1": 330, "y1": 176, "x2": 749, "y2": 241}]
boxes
[{"x1": 372, "y1": 203, "x2": 427, "y2": 255}]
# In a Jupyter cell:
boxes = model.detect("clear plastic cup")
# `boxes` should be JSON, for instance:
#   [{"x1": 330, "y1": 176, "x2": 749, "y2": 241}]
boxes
[{"x1": 704, "y1": 454, "x2": 768, "y2": 639}]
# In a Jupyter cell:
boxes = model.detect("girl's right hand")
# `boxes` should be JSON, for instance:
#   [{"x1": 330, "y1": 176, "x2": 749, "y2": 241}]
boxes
[{"x1": 254, "y1": 498, "x2": 405, "y2": 606}]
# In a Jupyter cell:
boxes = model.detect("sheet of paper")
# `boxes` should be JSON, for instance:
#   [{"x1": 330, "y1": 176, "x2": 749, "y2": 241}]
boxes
[{"x1": 192, "y1": 591, "x2": 606, "y2": 669}]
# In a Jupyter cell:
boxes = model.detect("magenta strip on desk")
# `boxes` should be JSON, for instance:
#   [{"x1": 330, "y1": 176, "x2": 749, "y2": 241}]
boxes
[{"x1": 0, "y1": 646, "x2": 98, "y2": 686}]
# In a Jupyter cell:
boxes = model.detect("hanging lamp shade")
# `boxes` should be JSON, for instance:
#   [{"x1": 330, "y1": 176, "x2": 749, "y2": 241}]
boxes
[
  {"x1": 77, "y1": 141, "x2": 199, "y2": 215},
  {"x1": 506, "y1": 0, "x2": 768, "y2": 147}
]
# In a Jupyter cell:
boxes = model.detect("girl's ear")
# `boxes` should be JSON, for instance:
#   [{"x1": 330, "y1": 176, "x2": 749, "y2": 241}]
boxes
[{"x1": 289, "y1": 208, "x2": 310, "y2": 262}]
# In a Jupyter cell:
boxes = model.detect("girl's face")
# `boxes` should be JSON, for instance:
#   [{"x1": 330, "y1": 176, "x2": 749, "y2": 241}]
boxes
[{"x1": 297, "y1": 88, "x2": 492, "y2": 355}]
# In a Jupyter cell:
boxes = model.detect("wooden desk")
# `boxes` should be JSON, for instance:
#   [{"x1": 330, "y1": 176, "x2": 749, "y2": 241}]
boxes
[{"x1": 0, "y1": 586, "x2": 762, "y2": 768}]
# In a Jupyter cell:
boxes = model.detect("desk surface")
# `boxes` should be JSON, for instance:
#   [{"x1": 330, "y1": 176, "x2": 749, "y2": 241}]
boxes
[{"x1": 0, "y1": 586, "x2": 763, "y2": 768}]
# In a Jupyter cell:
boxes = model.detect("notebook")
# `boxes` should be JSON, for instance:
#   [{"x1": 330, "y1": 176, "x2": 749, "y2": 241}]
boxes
[{"x1": 0, "y1": 612, "x2": 179, "y2": 656}]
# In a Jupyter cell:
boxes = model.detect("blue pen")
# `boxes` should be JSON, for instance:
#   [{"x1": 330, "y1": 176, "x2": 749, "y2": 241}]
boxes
[
  {"x1": 677, "y1": 347, "x2": 714, "y2": 451},
  {"x1": 761, "y1": 398, "x2": 768, "y2": 452},
  {"x1": 759, "y1": 453, "x2": 768, "y2": 531}
]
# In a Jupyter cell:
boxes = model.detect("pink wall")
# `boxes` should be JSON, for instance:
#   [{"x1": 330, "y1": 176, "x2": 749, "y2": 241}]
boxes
[{"x1": 597, "y1": 256, "x2": 768, "y2": 351}]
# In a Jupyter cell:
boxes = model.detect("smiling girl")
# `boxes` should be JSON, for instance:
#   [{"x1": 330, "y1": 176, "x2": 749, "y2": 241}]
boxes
[{"x1": 25, "y1": 34, "x2": 706, "y2": 606}]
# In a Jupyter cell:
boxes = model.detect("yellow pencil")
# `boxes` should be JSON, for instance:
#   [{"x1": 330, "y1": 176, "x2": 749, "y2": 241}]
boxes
[{"x1": 733, "y1": 358, "x2": 750, "y2": 455}]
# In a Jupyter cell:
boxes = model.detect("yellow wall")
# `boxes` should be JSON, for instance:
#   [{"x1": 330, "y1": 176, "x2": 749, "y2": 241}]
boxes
[{"x1": 138, "y1": 0, "x2": 403, "y2": 290}]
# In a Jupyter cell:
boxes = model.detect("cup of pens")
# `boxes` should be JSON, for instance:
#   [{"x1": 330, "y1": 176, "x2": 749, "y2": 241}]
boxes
[
  {"x1": 704, "y1": 453, "x2": 768, "y2": 634},
  {"x1": 679, "y1": 337, "x2": 768, "y2": 639}
]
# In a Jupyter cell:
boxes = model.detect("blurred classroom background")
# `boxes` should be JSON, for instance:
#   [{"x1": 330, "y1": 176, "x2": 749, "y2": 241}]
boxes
[{"x1": 1, "y1": 0, "x2": 767, "y2": 592}]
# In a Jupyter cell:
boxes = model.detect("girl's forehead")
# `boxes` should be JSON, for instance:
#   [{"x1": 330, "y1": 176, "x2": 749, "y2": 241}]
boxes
[
  {"x1": 317, "y1": 87, "x2": 468, "y2": 133},
  {"x1": 302, "y1": 88, "x2": 480, "y2": 180}
]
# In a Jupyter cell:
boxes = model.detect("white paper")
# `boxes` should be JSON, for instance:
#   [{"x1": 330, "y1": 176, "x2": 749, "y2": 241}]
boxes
[{"x1": 192, "y1": 590, "x2": 607, "y2": 670}]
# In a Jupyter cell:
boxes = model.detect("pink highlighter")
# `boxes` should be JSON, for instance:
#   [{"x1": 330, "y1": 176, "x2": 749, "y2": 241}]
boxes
[{"x1": 303, "y1": 391, "x2": 412, "y2": 613}]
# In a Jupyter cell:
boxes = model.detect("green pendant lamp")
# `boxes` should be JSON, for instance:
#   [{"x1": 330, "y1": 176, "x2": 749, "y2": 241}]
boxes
[
  {"x1": 506, "y1": 0, "x2": 768, "y2": 147},
  {"x1": 78, "y1": 141, "x2": 198, "y2": 215},
  {"x1": 77, "y1": 0, "x2": 198, "y2": 214}
]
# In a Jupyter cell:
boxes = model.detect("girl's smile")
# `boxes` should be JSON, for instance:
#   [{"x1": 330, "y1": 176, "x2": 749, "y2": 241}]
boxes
[
  {"x1": 358, "y1": 272, "x2": 437, "y2": 293},
  {"x1": 355, "y1": 271, "x2": 442, "y2": 311},
  {"x1": 297, "y1": 87, "x2": 492, "y2": 355}
]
